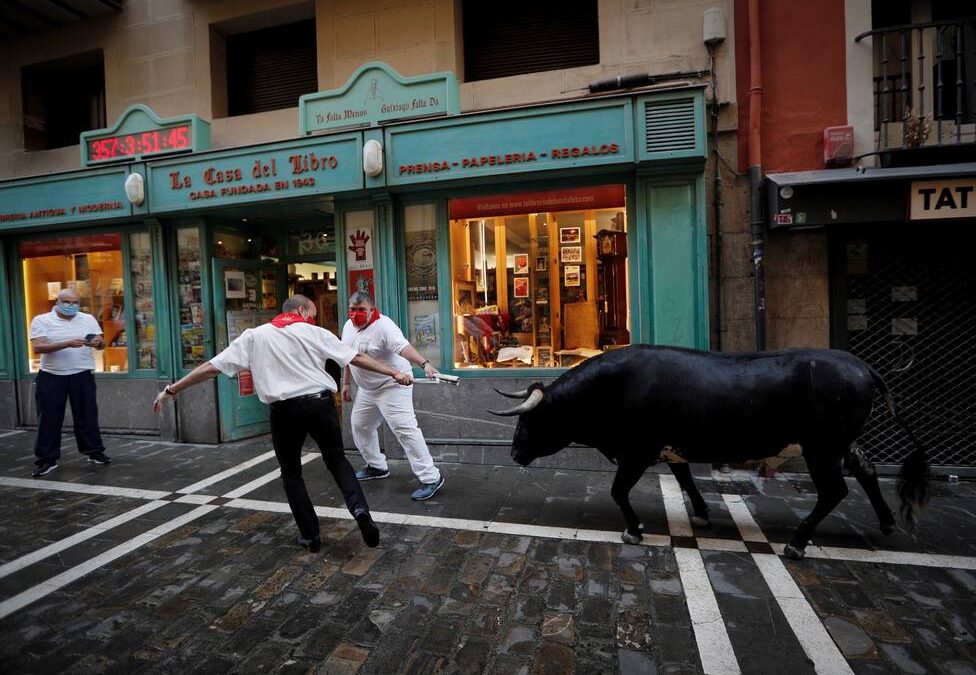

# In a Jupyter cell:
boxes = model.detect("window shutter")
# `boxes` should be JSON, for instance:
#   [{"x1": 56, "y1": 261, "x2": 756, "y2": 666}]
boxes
[
  {"x1": 227, "y1": 20, "x2": 317, "y2": 116},
  {"x1": 463, "y1": 1, "x2": 600, "y2": 82}
]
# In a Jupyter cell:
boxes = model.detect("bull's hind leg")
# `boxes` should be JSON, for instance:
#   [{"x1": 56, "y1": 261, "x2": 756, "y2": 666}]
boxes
[
  {"x1": 785, "y1": 454, "x2": 849, "y2": 560},
  {"x1": 668, "y1": 463, "x2": 711, "y2": 527},
  {"x1": 844, "y1": 444, "x2": 896, "y2": 535},
  {"x1": 611, "y1": 460, "x2": 650, "y2": 544}
]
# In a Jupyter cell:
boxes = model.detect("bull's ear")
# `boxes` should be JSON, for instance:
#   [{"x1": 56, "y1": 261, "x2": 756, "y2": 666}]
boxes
[{"x1": 487, "y1": 388, "x2": 544, "y2": 416}]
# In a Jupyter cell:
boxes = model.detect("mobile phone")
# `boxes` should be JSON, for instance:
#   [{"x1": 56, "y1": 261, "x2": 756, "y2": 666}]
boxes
[{"x1": 84, "y1": 333, "x2": 96, "y2": 345}]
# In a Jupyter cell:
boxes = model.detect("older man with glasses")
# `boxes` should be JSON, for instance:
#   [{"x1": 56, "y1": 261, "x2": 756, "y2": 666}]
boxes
[{"x1": 29, "y1": 288, "x2": 111, "y2": 477}]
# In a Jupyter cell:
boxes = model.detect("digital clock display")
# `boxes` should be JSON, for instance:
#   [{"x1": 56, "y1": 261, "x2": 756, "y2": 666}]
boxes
[{"x1": 86, "y1": 125, "x2": 192, "y2": 162}]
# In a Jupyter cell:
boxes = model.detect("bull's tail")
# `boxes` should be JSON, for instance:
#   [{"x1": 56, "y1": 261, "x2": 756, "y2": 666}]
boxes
[{"x1": 868, "y1": 365, "x2": 928, "y2": 526}]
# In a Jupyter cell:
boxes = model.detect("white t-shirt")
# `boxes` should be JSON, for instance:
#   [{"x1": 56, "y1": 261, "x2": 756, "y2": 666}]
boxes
[
  {"x1": 29, "y1": 309, "x2": 102, "y2": 375},
  {"x1": 209, "y1": 322, "x2": 357, "y2": 404},
  {"x1": 341, "y1": 315, "x2": 411, "y2": 391}
]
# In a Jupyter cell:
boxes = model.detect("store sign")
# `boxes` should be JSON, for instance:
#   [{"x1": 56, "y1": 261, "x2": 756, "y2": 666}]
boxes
[
  {"x1": 80, "y1": 104, "x2": 210, "y2": 167},
  {"x1": 147, "y1": 136, "x2": 362, "y2": 213},
  {"x1": 300, "y1": 62, "x2": 459, "y2": 134},
  {"x1": 0, "y1": 170, "x2": 134, "y2": 230},
  {"x1": 450, "y1": 185, "x2": 626, "y2": 219},
  {"x1": 20, "y1": 233, "x2": 121, "y2": 258},
  {"x1": 909, "y1": 178, "x2": 976, "y2": 220},
  {"x1": 386, "y1": 100, "x2": 633, "y2": 186}
]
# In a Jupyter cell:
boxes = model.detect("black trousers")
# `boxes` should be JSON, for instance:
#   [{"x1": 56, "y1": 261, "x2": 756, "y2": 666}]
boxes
[
  {"x1": 269, "y1": 393, "x2": 368, "y2": 540},
  {"x1": 34, "y1": 370, "x2": 105, "y2": 464}
]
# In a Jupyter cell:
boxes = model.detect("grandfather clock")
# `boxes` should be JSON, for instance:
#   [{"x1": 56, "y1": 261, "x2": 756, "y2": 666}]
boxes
[{"x1": 595, "y1": 229, "x2": 629, "y2": 346}]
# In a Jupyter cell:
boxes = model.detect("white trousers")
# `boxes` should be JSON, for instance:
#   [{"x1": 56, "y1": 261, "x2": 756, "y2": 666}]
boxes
[{"x1": 351, "y1": 382, "x2": 440, "y2": 484}]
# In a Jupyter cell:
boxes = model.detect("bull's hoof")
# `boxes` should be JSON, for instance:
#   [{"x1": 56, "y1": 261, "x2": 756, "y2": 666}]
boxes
[
  {"x1": 691, "y1": 515, "x2": 711, "y2": 528},
  {"x1": 621, "y1": 531, "x2": 643, "y2": 545},
  {"x1": 783, "y1": 544, "x2": 806, "y2": 560}
]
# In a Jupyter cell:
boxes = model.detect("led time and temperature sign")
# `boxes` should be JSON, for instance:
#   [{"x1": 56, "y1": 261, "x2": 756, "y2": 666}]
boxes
[{"x1": 87, "y1": 125, "x2": 192, "y2": 163}]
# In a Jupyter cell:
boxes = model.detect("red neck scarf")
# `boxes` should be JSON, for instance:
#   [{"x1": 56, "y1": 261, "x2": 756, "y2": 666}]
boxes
[{"x1": 270, "y1": 312, "x2": 314, "y2": 328}]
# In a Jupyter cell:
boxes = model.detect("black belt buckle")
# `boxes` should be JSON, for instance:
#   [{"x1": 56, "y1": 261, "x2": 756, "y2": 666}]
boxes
[{"x1": 273, "y1": 390, "x2": 331, "y2": 409}]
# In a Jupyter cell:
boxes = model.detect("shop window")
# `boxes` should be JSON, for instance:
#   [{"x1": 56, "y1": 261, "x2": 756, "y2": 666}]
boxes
[
  {"x1": 287, "y1": 224, "x2": 339, "y2": 332},
  {"x1": 21, "y1": 50, "x2": 105, "y2": 151},
  {"x1": 218, "y1": 18, "x2": 317, "y2": 117},
  {"x1": 449, "y1": 186, "x2": 628, "y2": 370},
  {"x1": 462, "y1": 0, "x2": 599, "y2": 82},
  {"x1": 21, "y1": 234, "x2": 126, "y2": 373},
  {"x1": 344, "y1": 210, "x2": 377, "y2": 302},
  {"x1": 130, "y1": 232, "x2": 157, "y2": 370},
  {"x1": 404, "y1": 204, "x2": 441, "y2": 368},
  {"x1": 177, "y1": 228, "x2": 206, "y2": 368}
]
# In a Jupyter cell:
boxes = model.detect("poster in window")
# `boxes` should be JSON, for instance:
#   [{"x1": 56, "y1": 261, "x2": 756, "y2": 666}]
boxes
[
  {"x1": 406, "y1": 230, "x2": 438, "y2": 300},
  {"x1": 513, "y1": 253, "x2": 529, "y2": 275},
  {"x1": 559, "y1": 227, "x2": 581, "y2": 244},
  {"x1": 225, "y1": 270, "x2": 246, "y2": 299},
  {"x1": 513, "y1": 276, "x2": 529, "y2": 298},
  {"x1": 564, "y1": 265, "x2": 580, "y2": 287},
  {"x1": 560, "y1": 246, "x2": 582, "y2": 263},
  {"x1": 413, "y1": 314, "x2": 438, "y2": 346},
  {"x1": 536, "y1": 256, "x2": 547, "y2": 272},
  {"x1": 536, "y1": 346, "x2": 552, "y2": 367},
  {"x1": 453, "y1": 279, "x2": 476, "y2": 314},
  {"x1": 348, "y1": 269, "x2": 375, "y2": 299}
]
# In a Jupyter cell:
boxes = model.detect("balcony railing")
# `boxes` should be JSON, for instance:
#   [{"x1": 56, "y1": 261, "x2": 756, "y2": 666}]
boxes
[{"x1": 855, "y1": 18, "x2": 976, "y2": 159}]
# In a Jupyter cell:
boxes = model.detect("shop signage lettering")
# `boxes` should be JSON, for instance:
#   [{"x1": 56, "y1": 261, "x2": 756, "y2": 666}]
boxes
[
  {"x1": 909, "y1": 178, "x2": 975, "y2": 220},
  {"x1": 399, "y1": 143, "x2": 620, "y2": 176},
  {"x1": 167, "y1": 152, "x2": 340, "y2": 202},
  {"x1": 0, "y1": 201, "x2": 124, "y2": 223},
  {"x1": 449, "y1": 185, "x2": 626, "y2": 219}
]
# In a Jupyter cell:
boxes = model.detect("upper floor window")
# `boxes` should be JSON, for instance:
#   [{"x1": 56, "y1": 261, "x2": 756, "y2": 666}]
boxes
[
  {"x1": 214, "y1": 16, "x2": 317, "y2": 117},
  {"x1": 462, "y1": 0, "x2": 600, "y2": 82},
  {"x1": 21, "y1": 50, "x2": 105, "y2": 151}
]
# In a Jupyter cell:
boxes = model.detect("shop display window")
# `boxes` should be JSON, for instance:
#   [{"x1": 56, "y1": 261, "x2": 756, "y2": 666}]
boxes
[
  {"x1": 177, "y1": 228, "x2": 206, "y2": 368},
  {"x1": 449, "y1": 186, "x2": 629, "y2": 369},
  {"x1": 21, "y1": 233, "x2": 127, "y2": 373},
  {"x1": 129, "y1": 232, "x2": 157, "y2": 369},
  {"x1": 404, "y1": 204, "x2": 441, "y2": 368}
]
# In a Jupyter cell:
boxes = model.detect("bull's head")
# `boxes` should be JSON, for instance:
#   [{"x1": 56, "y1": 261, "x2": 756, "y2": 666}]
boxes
[{"x1": 488, "y1": 383, "x2": 566, "y2": 465}]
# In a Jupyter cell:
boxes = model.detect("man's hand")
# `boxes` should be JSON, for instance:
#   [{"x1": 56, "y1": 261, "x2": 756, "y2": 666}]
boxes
[
  {"x1": 423, "y1": 362, "x2": 438, "y2": 378},
  {"x1": 64, "y1": 338, "x2": 88, "y2": 348},
  {"x1": 342, "y1": 383, "x2": 353, "y2": 402},
  {"x1": 88, "y1": 336, "x2": 105, "y2": 349},
  {"x1": 393, "y1": 370, "x2": 413, "y2": 386},
  {"x1": 152, "y1": 389, "x2": 174, "y2": 413}
]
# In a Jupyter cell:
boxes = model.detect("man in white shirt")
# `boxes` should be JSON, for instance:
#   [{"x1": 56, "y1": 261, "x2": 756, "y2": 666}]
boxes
[
  {"x1": 153, "y1": 295, "x2": 412, "y2": 551},
  {"x1": 29, "y1": 289, "x2": 111, "y2": 477},
  {"x1": 341, "y1": 291, "x2": 445, "y2": 501}
]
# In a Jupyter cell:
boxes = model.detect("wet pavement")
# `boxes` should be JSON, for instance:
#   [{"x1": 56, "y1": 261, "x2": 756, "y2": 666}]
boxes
[{"x1": 0, "y1": 429, "x2": 974, "y2": 674}]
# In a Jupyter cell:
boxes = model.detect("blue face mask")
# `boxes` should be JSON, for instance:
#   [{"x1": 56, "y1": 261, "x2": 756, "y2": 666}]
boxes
[{"x1": 57, "y1": 302, "x2": 79, "y2": 316}]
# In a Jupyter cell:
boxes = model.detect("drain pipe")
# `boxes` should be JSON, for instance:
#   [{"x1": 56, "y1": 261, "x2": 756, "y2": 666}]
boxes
[{"x1": 747, "y1": 0, "x2": 768, "y2": 350}]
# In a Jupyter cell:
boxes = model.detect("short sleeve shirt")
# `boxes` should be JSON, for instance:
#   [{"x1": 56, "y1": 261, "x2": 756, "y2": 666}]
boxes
[
  {"x1": 341, "y1": 315, "x2": 411, "y2": 391},
  {"x1": 29, "y1": 309, "x2": 102, "y2": 375},
  {"x1": 209, "y1": 322, "x2": 357, "y2": 403}
]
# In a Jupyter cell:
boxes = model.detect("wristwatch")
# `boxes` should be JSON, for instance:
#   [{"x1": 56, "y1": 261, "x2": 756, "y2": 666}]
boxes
[
  {"x1": 164, "y1": 384, "x2": 178, "y2": 396},
  {"x1": 421, "y1": 360, "x2": 430, "y2": 367}
]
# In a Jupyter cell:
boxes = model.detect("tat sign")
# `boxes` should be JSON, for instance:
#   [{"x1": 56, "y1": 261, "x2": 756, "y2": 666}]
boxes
[{"x1": 909, "y1": 178, "x2": 976, "y2": 220}]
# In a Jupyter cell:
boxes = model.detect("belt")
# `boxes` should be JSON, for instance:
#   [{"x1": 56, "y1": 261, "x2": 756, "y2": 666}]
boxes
[{"x1": 270, "y1": 390, "x2": 333, "y2": 409}]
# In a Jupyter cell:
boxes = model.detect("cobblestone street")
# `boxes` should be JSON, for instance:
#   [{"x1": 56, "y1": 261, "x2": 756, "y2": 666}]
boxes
[{"x1": 0, "y1": 430, "x2": 974, "y2": 674}]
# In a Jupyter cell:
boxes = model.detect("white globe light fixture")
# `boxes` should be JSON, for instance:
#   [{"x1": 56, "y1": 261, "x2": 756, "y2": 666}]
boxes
[
  {"x1": 363, "y1": 139, "x2": 383, "y2": 177},
  {"x1": 124, "y1": 173, "x2": 145, "y2": 205}
]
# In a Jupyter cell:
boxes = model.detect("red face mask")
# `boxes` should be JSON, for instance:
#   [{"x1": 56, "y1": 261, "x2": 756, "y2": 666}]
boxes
[{"x1": 349, "y1": 307, "x2": 379, "y2": 328}]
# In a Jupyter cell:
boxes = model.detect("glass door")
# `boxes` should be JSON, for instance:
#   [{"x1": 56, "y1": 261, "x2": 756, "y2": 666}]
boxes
[{"x1": 212, "y1": 258, "x2": 283, "y2": 441}]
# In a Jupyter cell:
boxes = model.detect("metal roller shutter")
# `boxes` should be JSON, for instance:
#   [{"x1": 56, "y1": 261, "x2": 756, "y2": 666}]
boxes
[{"x1": 227, "y1": 19, "x2": 317, "y2": 116}]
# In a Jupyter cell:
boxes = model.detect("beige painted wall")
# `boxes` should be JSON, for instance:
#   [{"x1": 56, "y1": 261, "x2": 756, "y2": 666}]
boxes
[{"x1": 0, "y1": 0, "x2": 734, "y2": 179}]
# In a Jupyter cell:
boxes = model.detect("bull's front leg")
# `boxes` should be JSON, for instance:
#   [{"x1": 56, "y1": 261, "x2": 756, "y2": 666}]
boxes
[{"x1": 611, "y1": 461, "x2": 649, "y2": 544}]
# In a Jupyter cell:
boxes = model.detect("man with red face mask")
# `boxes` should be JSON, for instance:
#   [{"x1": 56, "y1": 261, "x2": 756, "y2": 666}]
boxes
[
  {"x1": 341, "y1": 291, "x2": 445, "y2": 501},
  {"x1": 153, "y1": 295, "x2": 413, "y2": 552}
]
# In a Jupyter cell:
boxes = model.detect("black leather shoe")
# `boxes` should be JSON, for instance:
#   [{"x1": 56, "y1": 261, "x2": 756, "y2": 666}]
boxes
[
  {"x1": 297, "y1": 534, "x2": 321, "y2": 553},
  {"x1": 353, "y1": 509, "x2": 380, "y2": 548}
]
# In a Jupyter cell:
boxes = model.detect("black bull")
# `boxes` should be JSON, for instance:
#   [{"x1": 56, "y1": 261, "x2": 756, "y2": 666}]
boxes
[{"x1": 489, "y1": 346, "x2": 928, "y2": 559}]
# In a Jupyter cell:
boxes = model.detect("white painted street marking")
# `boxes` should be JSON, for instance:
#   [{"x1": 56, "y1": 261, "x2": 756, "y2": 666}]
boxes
[
  {"x1": 0, "y1": 476, "x2": 170, "y2": 500},
  {"x1": 220, "y1": 453, "x2": 316, "y2": 498},
  {"x1": 0, "y1": 505, "x2": 218, "y2": 620},
  {"x1": 0, "y1": 430, "x2": 25, "y2": 438},
  {"x1": 788, "y1": 544, "x2": 976, "y2": 571},
  {"x1": 724, "y1": 494, "x2": 854, "y2": 675},
  {"x1": 659, "y1": 473, "x2": 694, "y2": 537},
  {"x1": 675, "y1": 547, "x2": 741, "y2": 674},
  {"x1": 177, "y1": 450, "x2": 277, "y2": 494}
]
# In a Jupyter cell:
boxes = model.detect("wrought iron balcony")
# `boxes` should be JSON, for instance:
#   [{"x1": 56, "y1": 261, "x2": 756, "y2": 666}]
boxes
[{"x1": 855, "y1": 18, "x2": 976, "y2": 165}]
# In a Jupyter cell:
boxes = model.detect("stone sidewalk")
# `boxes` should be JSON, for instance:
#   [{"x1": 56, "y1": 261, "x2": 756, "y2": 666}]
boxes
[{"x1": 0, "y1": 430, "x2": 974, "y2": 674}]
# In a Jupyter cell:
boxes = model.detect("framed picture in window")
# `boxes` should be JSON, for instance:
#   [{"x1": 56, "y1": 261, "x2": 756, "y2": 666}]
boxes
[
  {"x1": 564, "y1": 265, "x2": 580, "y2": 287},
  {"x1": 559, "y1": 227, "x2": 581, "y2": 244},
  {"x1": 453, "y1": 279, "x2": 476, "y2": 314},
  {"x1": 560, "y1": 246, "x2": 582, "y2": 263},
  {"x1": 513, "y1": 276, "x2": 529, "y2": 298},
  {"x1": 536, "y1": 346, "x2": 552, "y2": 367},
  {"x1": 513, "y1": 253, "x2": 529, "y2": 275},
  {"x1": 536, "y1": 256, "x2": 547, "y2": 272}
]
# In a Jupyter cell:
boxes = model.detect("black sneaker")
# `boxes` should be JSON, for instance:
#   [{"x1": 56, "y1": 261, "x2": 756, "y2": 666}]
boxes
[
  {"x1": 297, "y1": 534, "x2": 322, "y2": 553},
  {"x1": 32, "y1": 461, "x2": 58, "y2": 477},
  {"x1": 355, "y1": 465, "x2": 390, "y2": 481},
  {"x1": 354, "y1": 509, "x2": 380, "y2": 548},
  {"x1": 87, "y1": 452, "x2": 112, "y2": 465}
]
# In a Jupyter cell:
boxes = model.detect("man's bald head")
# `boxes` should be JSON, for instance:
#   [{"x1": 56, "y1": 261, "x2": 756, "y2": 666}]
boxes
[
  {"x1": 57, "y1": 289, "x2": 80, "y2": 304},
  {"x1": 282, "y1": 294, "x2": 314, "y2": 314}
]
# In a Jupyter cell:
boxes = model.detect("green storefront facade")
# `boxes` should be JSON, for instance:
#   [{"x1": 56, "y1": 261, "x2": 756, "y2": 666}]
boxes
[{"x1": 0, "y1": 64, "x2": 708, "y2": 450}]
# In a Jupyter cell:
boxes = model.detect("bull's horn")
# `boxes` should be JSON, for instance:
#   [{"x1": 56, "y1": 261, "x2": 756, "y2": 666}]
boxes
[
  {"x1": 487, "y1": 388, "x2": 544, "y2": 416},
  {"x1": 493, "y1": 387, "x2": 530, "y2": 400}
]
